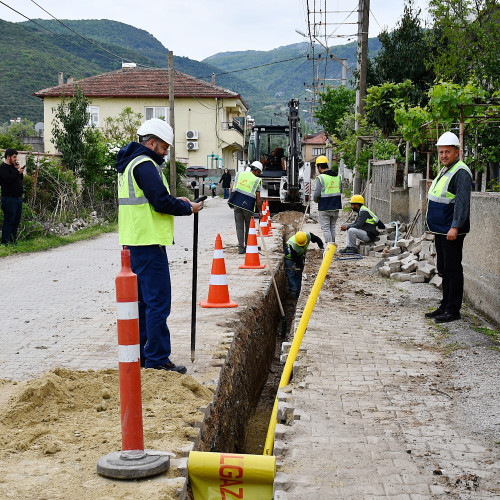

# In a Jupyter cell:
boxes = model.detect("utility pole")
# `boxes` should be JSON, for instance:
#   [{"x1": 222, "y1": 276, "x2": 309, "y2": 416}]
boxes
[
  {"x1": 353, "y1": 0, "x2": 369, "y2": 195},
  {"x1": 168, "y1": 51, "x2": 176, "y2": 197}
]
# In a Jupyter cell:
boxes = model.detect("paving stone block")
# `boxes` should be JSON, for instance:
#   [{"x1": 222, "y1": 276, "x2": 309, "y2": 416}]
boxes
[
  {"x1": 379, "y1": 266, "x2": 391, "y2": 277},
  {"x1": 388, "y1": 261, "x2": 402, "y2": 273},
  {"x1": 401, "y1": 261, "x2": 418, "y2": 273},
  {"x1": 429, "y1": 274, "x2": 442, "y2": 289},
  {"x1": 390, "y1": 272, "x2": 412, "y2": 281},
  {"x1": 388, "y1": 246, "x2": 402, "y2": 255},
  {"x1": 397, "y1": 238, "x2": 414, "y2": 249},
  {"x1": 410, "y1": 273, "x2": 426, "y2": 283},
  {"x1": 410, "y1": 243, "x2": 422, "y2": 255},
  {"x1": 416, "y1": 263, "x2": 436, "y2": 279}
]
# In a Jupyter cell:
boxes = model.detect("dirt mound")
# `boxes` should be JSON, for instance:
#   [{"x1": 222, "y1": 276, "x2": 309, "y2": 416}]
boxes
[{"x1": 0, "y1": 368, "x2": 212, "y2": 499}]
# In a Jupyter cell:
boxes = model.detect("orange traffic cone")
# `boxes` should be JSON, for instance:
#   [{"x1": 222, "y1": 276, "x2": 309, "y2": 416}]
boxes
[
  {"x1": 260, "y1": 212, "x2": 270, "y2": 236},
  {"x1": 266, "y1": 201, "x2": 276, "y2": 229},
  {"x1": 200, "y1": 234, "x2": 238, "y2": 308},
  {"x1": 239, "y1": 218, "x2": 265, "y2": 269}
]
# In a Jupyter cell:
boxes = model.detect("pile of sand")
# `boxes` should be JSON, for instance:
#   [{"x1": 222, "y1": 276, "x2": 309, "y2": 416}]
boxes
[{"x1": 0, "y1": 368, "x2": 212, "y2": 499}]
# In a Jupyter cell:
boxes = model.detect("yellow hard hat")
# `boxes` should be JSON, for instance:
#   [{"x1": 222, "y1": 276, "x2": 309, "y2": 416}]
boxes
[
  {"x1": 315, "y1": 155, "x2": 329, "y2": 166},
  {"x1": 295, "y1": 231, "x2": 307, "y2": 246},
  {"x1": 350, "y1": 195, "x2": 364, "y2": 205}
]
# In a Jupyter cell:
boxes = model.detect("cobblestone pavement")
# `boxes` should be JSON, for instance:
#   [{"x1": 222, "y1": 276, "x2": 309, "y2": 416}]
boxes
[
  {"x1": 273, "y1": 216, "x2": 500, "y2": 499},
  {"x1": 0, "y1": 197, "x2": 283, "y2": 383}
]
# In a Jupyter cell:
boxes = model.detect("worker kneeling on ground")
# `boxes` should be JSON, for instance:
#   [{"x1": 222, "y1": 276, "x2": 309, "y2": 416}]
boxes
[
  {"x1": 284, "y1": 231, "x2": 324, "y2": 298},
  {"x1": 340, "y1": 195, "x2": 385, "y2": 254}
]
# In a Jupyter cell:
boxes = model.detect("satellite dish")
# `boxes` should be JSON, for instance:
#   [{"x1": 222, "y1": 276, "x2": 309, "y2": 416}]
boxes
[{"x1": 35, "y1": 122, "x2": 44, "y2": 135}]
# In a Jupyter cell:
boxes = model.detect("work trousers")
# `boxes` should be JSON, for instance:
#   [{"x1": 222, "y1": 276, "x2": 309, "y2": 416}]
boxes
[
  {"x1": 346, "y1": 227, "x2": 372, "y2": 248},
  {"x1": 1, "y1": 196, "x2": 22, "y2": 244},
  {"x1": 318, "y1": 210, "x2": 339, "y2": 243},
  {"x1": 435, "y1": 233, "x2": 466, "y2": 315},
  {"x1": 285, "y1": 258, "x2": 303, "y2": 298},
  {"x1": 128, "y1": 245, "x2": 172, "y2": 368},
  {"x1": 234, "y1": 206, "x2": 253, "y2": 253}
]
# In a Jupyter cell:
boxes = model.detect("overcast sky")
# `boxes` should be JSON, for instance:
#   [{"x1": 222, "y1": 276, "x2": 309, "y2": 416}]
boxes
[{"x1": 1, "y1": 0, "x2": 431, "y2": 61}]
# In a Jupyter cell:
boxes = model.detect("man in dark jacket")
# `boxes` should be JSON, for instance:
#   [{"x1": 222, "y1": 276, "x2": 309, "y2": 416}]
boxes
[
  {"x1": 424, "y1": 131, "x2": 472, "y2": 323},
  {"x1": 219, "y1": 168, "x2": 232, "y2": 199},
  {"x1": 340, "y1": 195, "x2": 385, "y2": 254},
  {"x1": 0, "y1": 148, "x2": 25, "y2": 244},
  {"x1": 116, "y1": 119, "x2": 203, "y2": 373}
]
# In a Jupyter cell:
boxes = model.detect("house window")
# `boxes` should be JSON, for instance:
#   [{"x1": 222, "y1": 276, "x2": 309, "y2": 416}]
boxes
[
  {"x1": 145, "y1": 107, "x2": 170, "y2": 122},
  {"x1": 312, "y1": 147, "x2": 324, "y2": 156},
  {"x1": 87, "y1": 106, "x2": 99, "y2": 127}
]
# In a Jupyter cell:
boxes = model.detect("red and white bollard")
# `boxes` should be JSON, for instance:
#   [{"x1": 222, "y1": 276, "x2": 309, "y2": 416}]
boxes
[
  {"x1": 115, "y1": 247, "x2": 144, "y2": 456},
  {"x1": 97, "y1": 248, "x2": 170, "y2": 479}
]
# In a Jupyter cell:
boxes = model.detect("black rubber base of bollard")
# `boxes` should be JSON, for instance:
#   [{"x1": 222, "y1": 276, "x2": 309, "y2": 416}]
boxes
[{"x1": 97, "y1": 450, "x2": 170, "y2": 479}]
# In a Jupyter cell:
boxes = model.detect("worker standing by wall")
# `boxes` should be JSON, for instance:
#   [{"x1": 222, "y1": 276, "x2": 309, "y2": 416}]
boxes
[
  {"x1": 228, "y1": 161, "x2": 263, "y2": 254},
  {"x1": 425, "y1": 131, "x2": 472, "y2": 324},
  {"x1": 313, "y1": 155, "x2": 342, "y2": 244}
]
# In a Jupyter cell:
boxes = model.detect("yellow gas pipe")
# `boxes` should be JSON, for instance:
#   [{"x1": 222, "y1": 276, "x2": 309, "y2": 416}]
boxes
[{"x1": 263, "y1": 242, "x2": 336, "y2": 456}]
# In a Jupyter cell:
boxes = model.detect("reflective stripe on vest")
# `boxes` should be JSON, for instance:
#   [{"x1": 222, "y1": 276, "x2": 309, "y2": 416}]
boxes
[
  {"x1": 285, "y1": 233, "x2": 311, "y2": 260},
  {"x1": 228, "y1": 171, "x2": 262, "y2": 212},
  {"x1": 117, "y1": 155, "x2": 174, "y2": 246},
  {"x1": 318, "y1": 173, "x2": 342, "y2": 211},
  {"x1": 425, "y1": 160, "x2": 472, "y2": 235},
  {"x1": 359, "y1": 205, "x2": 378, "y2": 225}
]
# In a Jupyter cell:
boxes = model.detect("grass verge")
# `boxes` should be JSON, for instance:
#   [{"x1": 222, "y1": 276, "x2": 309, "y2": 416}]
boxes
[{"x1": 0, "y1": 222, "x2": 117, "y2": 258}]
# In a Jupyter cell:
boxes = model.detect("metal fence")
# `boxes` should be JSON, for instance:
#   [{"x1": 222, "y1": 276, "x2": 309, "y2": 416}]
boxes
[{"x1": 369, "y1": 159, "x2": 397, "y2": 223}]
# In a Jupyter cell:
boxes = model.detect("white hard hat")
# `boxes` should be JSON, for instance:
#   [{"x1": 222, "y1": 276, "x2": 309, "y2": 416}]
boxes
[
  {"x1": 250, "y1": 160, "x2": 263, "y2": 171},
  {"x1": 137, "y1": 118, "x2": 174, "y2": 146},
  {"x1": 436, "y1": 131, "x2": 460, "y2": 147}
]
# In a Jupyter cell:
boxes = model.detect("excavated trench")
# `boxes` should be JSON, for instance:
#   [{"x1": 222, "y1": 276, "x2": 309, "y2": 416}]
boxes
[{"x1": 198, "y1": 213, "x2": 302, "y2": 455}]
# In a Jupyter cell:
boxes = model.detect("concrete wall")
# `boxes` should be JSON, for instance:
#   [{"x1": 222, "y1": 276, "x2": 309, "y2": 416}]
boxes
[{"x1": 463, "y1": 192, "x2": 500, "y2": 326}]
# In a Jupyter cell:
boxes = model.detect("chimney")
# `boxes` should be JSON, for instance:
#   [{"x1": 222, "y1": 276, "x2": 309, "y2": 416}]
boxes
[
  {"x1": 211, "y1": 73, "x2": 215, "y2": 86},
  {"x1": 58, "y1": 72, "x2": 64, "y2": 85},
  {"x1": 67, "y1": 76, "x2": 74, "y2": 84}
]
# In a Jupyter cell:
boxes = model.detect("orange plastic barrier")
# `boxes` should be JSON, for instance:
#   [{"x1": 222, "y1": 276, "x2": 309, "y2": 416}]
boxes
[{"x1": 239, "y1": 218, "x2": 265, "y2": 269}]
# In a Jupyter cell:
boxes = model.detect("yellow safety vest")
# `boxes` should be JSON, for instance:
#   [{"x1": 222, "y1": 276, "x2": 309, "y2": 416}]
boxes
[
  {"x1": 117, "y1": 155, "x2": 174, "y2": 246},
  {"x1": 228, "y1": 171, "x2": 262, "y2": 212}
]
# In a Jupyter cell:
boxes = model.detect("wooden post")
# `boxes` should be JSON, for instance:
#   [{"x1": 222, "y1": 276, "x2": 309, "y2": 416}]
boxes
[{"x1": 168, "y1": 51, "x2": 176, "y2": 197}]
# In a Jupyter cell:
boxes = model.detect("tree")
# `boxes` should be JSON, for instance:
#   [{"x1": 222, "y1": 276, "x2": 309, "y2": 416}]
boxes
[
  {"x1": 427, "y1": 0, "x2": 500, "y2": 89},
  {"x1": 364, "y1": 80, "x2": 414, "y2": 137},
  {"x1": 102, "y1": 107, "x2": 143, "y2": 142},
  {"x1": 51, "y1": 86, "x2": 93, "y2": 174},
  {"x1": 369, "y1": 0, "x2": 435, "y2": 103},
  {"x1": 313, "y1": 86, "x2": 355, "y2": 136}
]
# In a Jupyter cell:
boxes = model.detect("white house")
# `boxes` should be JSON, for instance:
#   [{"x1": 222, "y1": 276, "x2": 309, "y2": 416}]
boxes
[{"x1": 34, "y1": 66, "x2": 249, "y2": 170}]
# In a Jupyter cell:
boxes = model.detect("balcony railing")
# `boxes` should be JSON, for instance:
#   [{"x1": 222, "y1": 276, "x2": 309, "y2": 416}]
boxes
[{"x1": 221, "y1": 119, "x2": 244, "y2": 135}]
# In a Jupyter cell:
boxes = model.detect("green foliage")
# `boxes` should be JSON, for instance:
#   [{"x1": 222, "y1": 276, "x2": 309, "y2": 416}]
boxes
[
  {"x1": 0, "y1": 120, "x2": 36, "y2": 149},
  {"x1": 427, "y1": 0, "x2": 500, "y2": 89},
  {"x1": 370, "y1": 0, "x2": 435, "y2": 99},
  {"x1": 313, "y1": 87, "x2": 356, "y2": 136},
  {"x1": 23, "y1": 155, "x2": 78, "y2": 221},
  {"x1": 427, "y1": 81, "x2": 486, "y2": 125},
  {"x1": 394, "y1": 105, "x2": 433, "y2": 146},
  {"x1": 364, "y1": 80, "x2": 414, "y2": 137},
  {"x1": 163, "y1": 160, "x2": 190, "y2": 198},
  {"x1": 51, "y1": 87, "x2": 92, "y2": 173},
  {"x1": 102, "y1": 107, "x2": 143, "y2": 143}
]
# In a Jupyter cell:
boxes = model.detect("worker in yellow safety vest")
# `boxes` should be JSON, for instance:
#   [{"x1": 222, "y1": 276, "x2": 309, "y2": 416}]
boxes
[
  {"x1": 284, "y1": 231, "x2": 324, "y2": 298},
  {"x1": 340, "y1": 195, "x2": 385, "y2": 254},
  {"x1": 116, "y1": 118, "x2": 203, "y2": 373},
  {"x1": 228, "y1": 161, "x2": 263, "y2": 254},
  {"x1": 313, "y1": 155, "x2": 342, "y2": 244},
  {"x1": 424, "y1": 131, "x2": 472, "y2": 324}
]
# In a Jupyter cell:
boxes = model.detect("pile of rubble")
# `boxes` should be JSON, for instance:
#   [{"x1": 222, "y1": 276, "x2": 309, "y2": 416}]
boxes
[{"x1": 358, "y1": 223, "x2": 442, "y2": 288}]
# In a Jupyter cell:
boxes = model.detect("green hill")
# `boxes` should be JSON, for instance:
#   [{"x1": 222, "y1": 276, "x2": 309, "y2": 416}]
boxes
[{"x1": 0, "y1": 18, "x2": 380, "y2": 129}]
